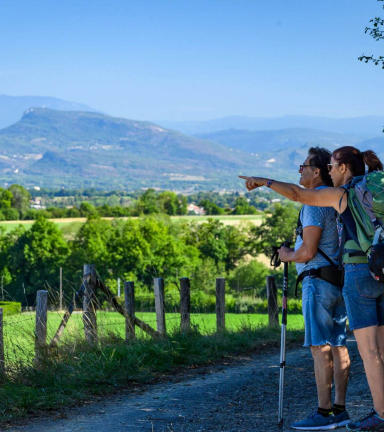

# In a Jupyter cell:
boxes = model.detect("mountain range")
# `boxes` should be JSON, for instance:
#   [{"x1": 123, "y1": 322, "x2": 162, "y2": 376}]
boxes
[
  {"x1": 0, "y1": 95, "x2": 100, "y2": 130},
  {"x1": 0, "y1": 108, "x2": 272, "y2": 190},
  {"x1": 158, "y1": 115, "x2": 384, "y2": 137},
  {"x1": 0, "y1": 95, "x2": 383, "y2": 191}
]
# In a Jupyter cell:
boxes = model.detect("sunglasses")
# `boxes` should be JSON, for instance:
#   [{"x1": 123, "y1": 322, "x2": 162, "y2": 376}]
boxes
[
  {"x1": 299, "y1": 164, "x2": 314, "y2": 172},
  {"x1": 327, "y1": 163, "x2": 340, "y2": 172}
]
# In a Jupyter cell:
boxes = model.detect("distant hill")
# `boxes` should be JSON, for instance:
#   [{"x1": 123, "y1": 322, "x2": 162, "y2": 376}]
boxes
[
  {"x1": 1, "y1": 108, "x2": 381, "y2": 191},
  {"x1": 0, "y1": 108, "x2": 285, "y2": 190},
  {"x1": 0, "y1": 95, "x2": 100, "y2": 130},
  {"x1": 358, "y1": 136, "x2": 384, "y2": 161},
  {"x1": 195, "y1": 128, "x2": 363, "y2": 154},
  {"x1": 157, "y1": 115, "x2": 384, "y2": 137}
]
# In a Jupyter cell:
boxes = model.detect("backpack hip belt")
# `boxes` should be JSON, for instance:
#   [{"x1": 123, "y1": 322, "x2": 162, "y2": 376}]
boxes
[
  {"x1": 295, "y1": 265, "x2": 343, "y2": 297},
  {"x1": 295, "y1": 205, "x2": 343, "y2": 296}
]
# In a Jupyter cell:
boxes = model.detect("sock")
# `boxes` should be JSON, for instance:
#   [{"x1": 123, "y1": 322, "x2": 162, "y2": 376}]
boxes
[
  {"x1": 318, "y1": 407, "x2": 333, "y2": 417},
  {"x1": 333, "y1": 404, "x2": 346, "y2": 416}
]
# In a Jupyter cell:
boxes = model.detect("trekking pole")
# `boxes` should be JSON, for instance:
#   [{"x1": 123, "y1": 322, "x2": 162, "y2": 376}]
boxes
[{"x1": 278, "y1": 241, "x2": 291, "y2": 425}]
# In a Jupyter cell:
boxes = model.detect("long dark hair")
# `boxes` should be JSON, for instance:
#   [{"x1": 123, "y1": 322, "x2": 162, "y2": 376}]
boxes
[{"x1": 332, "y1": 146, "x2": 383, "y2": 176}]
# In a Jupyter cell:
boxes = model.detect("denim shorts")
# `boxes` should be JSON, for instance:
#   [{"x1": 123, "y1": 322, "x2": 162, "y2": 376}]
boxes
[
  {"x1": 342, "y1": 263, "x2": 384, "y2": 331},
  {"x1": 302, "y1": 276, "x2": 347, "y2": 347}
]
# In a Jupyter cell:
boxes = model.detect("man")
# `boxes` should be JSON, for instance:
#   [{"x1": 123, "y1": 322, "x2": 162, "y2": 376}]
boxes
[{"x1": 278, "y1": 147, "x2": 351, "y2": 430}]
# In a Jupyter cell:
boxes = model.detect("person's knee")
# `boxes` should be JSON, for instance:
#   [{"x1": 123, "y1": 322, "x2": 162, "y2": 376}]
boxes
[
  {"x1": 358, "y1": 343, "x2": 382, "y2": 363},
  {"x1": 311, "y1": 345, "x2": 332, "y2": 361},
  {"x1": 331, "y1": 346, "x2": 350, "y2": 361}
]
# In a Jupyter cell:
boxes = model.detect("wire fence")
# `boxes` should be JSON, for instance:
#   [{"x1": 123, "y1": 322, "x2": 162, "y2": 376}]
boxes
[{"x1": 0, "y1": 265, "x2": 305, "y2": 372}]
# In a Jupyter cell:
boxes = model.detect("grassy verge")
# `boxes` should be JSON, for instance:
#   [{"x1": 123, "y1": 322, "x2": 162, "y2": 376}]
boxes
[
  {"x1": 0, "y1": 322, "x2": 304, "y2": 423},
  {"x1": 4, "y1": 312, "x2": 305, "y2": 363}
]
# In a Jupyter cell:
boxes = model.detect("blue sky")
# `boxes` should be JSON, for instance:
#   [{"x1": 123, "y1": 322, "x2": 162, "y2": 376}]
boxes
[{"x1": 0, "y1": 0, "x2": 383, "y2": 121}]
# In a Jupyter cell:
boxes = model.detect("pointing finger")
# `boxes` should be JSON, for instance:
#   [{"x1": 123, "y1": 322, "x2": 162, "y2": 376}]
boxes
[{"x1": 238, "y1": 175, "x2": 249, "y2": 180}]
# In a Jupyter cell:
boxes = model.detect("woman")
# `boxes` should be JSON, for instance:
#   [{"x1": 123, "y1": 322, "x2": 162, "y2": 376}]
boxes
[{"x1": 239, "y1": 146, "x2": 384, "y2": 432}]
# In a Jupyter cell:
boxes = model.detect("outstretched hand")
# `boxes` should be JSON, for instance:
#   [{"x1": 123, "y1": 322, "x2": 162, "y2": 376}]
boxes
[{"x1": 238, "y1": 176, "x2": 265, "y2": 191}]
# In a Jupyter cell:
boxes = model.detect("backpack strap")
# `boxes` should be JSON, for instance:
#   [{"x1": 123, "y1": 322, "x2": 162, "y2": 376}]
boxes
[
  {"x1": 317, "y1": 247, "x2": 336, "y2": 266},
  {"x1": 295, "y1": 205, "x2": 340, "y2": 296},
  {"x1": 296, "y1": 206, "x2": 336, "y2": 266}
]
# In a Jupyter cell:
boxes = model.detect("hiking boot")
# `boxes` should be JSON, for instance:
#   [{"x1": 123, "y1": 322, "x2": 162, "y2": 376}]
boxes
[
  {"x1": 291, "y1": 410, "x2": 347, "y2": 430},
  {"x1": 347, "y1": 409, "x2": 384, "y2": 431}
]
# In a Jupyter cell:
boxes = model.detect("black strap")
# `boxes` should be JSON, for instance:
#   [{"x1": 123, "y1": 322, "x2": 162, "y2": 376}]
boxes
[
  {"x1": 295, "y1": 269, "x2": 320, "y2": 296},
  {"x1": 270, "y1": 247, "x2": 281, "y2": 268},
  {"x1": 317, "y1": 247, "x2": 336, "y2": 266},
  {"x1": 295, "y1": 265, "x2": 344, "y2": 297},
  {"x1": 344, "y1": 249, "x2": 366, "y2": 258}
]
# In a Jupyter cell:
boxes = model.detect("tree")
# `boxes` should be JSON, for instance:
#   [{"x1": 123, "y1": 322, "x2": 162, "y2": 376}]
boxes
[
  {"x1": 222, "y1": 224, "x2": 251, "y2": 271},
  {"x1": 228, "y1": 260, "x2": 270, "y2": 296},
  {"x1": 251, "y1": 203, "x2": 299, "y2": 256},
  {"x1": 4, "y1": 217, "x2": 69, "y2": 302},
  {"x1": 8, "y1": 184, "x2": 30, "y2": 217},
  {"x1": 158, "y1": 191, "x2": 179, "y2": 216},
  {"x1": 359, "y1": 0, "x2": 384, "y2": 68},
  {"x1": 199, "y1": 199, "x2": 224, "y2": 215},
  {"x1": 135, "y1": 189, "x2": 159, "y2": 215},
  {"x1": 358, "y1": 0, "x2": 384, "y2": 132},
  {"x1": 231, "y1": 196, "x2": 257, "y2": 215},
  {"x1": 0, "y1": 188, "x2": 12, "y2": 210},
  {"x1": 68, "y1": 217, "x2": 114, "y2": 282},
  {"x1": 79, "y1": 202, "x2": 97, "y2": 217},
  {"x1": 2, "y1": 208, "x2": 20, "y2": 221}
]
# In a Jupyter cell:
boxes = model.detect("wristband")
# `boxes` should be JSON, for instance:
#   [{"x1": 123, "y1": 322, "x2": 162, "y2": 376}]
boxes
[{"x1": 266, "y1": 179, "x2": 273, "y2": 188}]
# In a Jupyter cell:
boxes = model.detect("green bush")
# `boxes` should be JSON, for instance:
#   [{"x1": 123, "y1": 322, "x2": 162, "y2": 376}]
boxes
[
  {"x1": 0, "y1": 301, "x2": 21, "y2": 316},
  {"x1": 2, "y1": 208, "x2": 20, "y2": 221},
  {"x1": 232, "y1": 296, "x2": 302, "y2": 314}
]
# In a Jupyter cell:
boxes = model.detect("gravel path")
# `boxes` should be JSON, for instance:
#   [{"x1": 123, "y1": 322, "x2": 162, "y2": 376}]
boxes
[{"x1": 6, "y1": 337, "x2": 371, "y2": 432}]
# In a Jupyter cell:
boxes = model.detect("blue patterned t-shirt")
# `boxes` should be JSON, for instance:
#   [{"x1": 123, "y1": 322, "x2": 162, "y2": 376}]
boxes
[{"x1": 294, "y1": 187, "x2": 339, "y2": 276}]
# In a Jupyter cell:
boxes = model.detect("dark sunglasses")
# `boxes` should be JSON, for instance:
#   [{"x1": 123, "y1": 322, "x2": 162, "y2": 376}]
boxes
[{"x1": 299, "y1": 164, "x2": 313, "y2": 172}]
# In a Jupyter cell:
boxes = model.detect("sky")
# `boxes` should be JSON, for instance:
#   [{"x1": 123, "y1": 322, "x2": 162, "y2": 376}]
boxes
[{"x1": 0, "y1": 0, "x2": 383, "y2": 121}]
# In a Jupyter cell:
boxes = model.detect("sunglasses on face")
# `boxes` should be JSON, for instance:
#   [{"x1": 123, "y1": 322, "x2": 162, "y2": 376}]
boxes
[
  {"x1": 299, "y1": 164, "x2": 313, "y2": 172},
  {"x1": 327, "y1": 163, "x2": 340, "y2": 172}
]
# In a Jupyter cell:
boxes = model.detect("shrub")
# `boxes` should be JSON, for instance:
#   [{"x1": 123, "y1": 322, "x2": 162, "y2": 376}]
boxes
[
  {"x1": 0, "y1": 301, "x2": 21, "y2": 316},
  {"x1": 2, "y1": 208, "x2": 20, "y2": 221}
]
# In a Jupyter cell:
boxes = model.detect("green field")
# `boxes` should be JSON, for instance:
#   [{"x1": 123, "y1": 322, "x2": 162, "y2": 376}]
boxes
[
  {"x1": 4, "y1": 311, "x2": 304, "y2": 363},
  {"x1": 0, "y1": 214, "x2": 264, "y2": 233}
]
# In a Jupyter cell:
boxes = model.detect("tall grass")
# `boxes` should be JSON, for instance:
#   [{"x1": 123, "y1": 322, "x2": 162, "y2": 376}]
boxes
[
  {"x1": 0, "y1": 324, "x2": 304, "y2": 422},
  {"x1": 0, "y1": 281, "x2": 304, "y2": 423}
]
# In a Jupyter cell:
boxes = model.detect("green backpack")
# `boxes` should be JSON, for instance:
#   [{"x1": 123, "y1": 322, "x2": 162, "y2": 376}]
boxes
[{"x1": 342, "y1": 171, "x2": 384, "y2": 281}]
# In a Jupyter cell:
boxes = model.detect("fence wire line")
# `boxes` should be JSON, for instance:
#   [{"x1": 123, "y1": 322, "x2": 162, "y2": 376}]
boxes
[{"x1": 0, "y1": 271, "x2": 289, "y2": 360}]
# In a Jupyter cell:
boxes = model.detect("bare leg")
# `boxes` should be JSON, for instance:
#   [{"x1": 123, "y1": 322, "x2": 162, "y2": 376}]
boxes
[
  {"x1": 331, "y1": 345, "x2": 350, "y2": 406},
  {"x1": 378, "y1": 326, "x2": 384, "y2": 363},
  {"x1": 311, "y1": 345, "x2": 333, "y2": 409},
  {"x1": 354, "y1": 325, "x2": 384, "y2": 418}
]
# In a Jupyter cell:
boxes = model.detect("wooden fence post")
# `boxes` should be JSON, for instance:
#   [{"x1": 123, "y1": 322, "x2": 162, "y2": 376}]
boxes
[
  {"x1": 83, "y1": 264, "x2": 97, "y2": 344},
  {"x1": 154, "y1": 278, "x2": 166, "y2": 336},
  {"x1": 266, "y1": 275, "x2": 279, "y2": 326},
  {"x1": 180, "y1": 277, "x2": 191, "y2": 332},
  {"x1": 124, "y1": 281, "x2": 135, "y2": 340},
  {"x1": 0, "y1": 308, "x2": 4, "y2": 375},
  {"x1": 216, "y1": 278, "x2": 225, "y2": 332},
  {"x1": 35, "y1": 290, "x2": 48, "y2": 364}
]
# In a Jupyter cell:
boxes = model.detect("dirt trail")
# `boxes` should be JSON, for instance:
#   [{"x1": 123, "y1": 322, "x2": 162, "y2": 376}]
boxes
[{"x1": 6, "y1": 338, "x2": 370, "y2": 432}]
